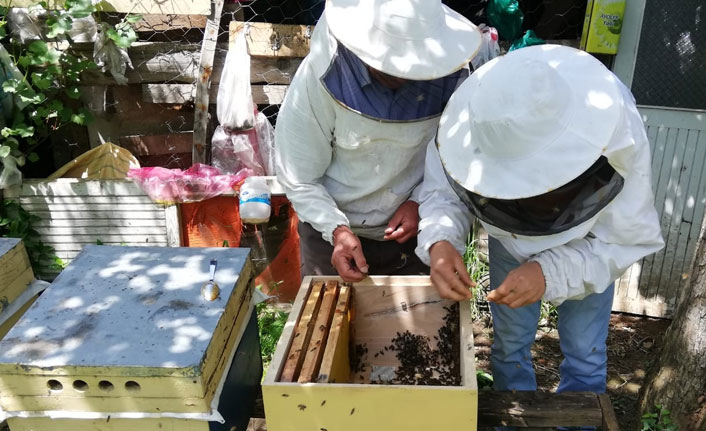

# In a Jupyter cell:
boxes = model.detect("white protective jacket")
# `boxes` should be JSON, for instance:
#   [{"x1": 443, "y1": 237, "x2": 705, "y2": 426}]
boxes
[
  {"x1": 415, "y1": 83, "x2": 665, "y2": 304},
  {"x1": 275, "y1": 13, "x2": 445, "y2": 244}
]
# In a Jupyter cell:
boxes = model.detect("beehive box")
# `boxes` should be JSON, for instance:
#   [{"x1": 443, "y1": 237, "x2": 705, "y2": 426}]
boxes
[
  {"x1": 0, "y1": 245, "x2": 254, "y2": 415},
  {"x1": 262, "y1": 276, "x2": 478, "y2": 431},
  {"x1": 0, "y1": 238, "x2": 37, "y2": 340}
]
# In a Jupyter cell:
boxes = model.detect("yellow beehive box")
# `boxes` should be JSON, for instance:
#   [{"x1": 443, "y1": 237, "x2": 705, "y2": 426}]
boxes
[
  {"x1": 0, "y1": 245, "x2": 253, "y2": 414},
  {"x1": 0, "y1": 238, "x2": 34, "y2": 313},
  {"x1": 263, "y1": 276, "x2": 478, "y2": 431}
]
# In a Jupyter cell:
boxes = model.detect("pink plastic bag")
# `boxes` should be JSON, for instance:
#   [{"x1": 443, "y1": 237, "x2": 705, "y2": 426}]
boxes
[{"x1": 128, "y1": 164, "x2": 246, "y2": 204}]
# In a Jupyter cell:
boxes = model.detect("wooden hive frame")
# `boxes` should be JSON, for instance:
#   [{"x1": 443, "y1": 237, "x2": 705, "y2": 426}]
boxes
[{"x1": 262, "y1": 276, "x2": 478, "y2": 431}]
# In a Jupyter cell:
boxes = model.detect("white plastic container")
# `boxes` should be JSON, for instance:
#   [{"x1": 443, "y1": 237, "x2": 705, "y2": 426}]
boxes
[{"x1": 239, "y1": 176, "x2": 271, "y2": 224}]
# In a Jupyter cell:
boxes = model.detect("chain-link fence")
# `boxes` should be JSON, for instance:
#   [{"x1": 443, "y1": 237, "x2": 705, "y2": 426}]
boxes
[{"x1": 2, "y1": 0, "x2": 592, "y2": 174}]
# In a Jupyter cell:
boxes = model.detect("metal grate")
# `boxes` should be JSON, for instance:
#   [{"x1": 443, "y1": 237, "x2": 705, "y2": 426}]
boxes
[{"x1": 631, "y1": 0, "x2": 706, "y2": 110}]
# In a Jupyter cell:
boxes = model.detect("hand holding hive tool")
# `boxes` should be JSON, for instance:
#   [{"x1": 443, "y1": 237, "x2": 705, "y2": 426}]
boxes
[
  {"x1": 201, "y1": 259, "x2": 221, "y2": 301},
  {"x1": 331, "y1": 226, "x2": 369, "y2": 282}
]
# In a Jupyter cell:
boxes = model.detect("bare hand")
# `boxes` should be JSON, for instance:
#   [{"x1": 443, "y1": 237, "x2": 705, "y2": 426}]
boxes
[
  {"x1": 487, "y1": 261, "x2": 546, "y2": 308},
  {"x1": 429, "y1": 241, "x2": 475, "y2": 301},
  {"x1": 331, "y1": 226, "x2": 369, "y2": 282},
  {"x1": 384, "y1": 201, "x2": 419, "y2": 243}
]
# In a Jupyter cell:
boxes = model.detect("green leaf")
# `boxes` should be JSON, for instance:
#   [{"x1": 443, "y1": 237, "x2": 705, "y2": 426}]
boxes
[
  {"x1": 1, "y1": 79, "x2": 20, "y2": 94},
  {"x1": 66, "y1": 0, "x2": 95, "y2": 18},
  {"x1": 125, "y1": 14, "x2": 143, "y2": 23},
  {"x1": 65, "y1": 86, "x2": 81, "y2": 99},
  {"x1": 48, "y1": 99, "x2": 64, "y2": 112},
  {"x1": 46, "y1": 14, "x2": 72, "y2": 38},
  {"x1": 31, "y1": 72, "x2": 52, "y2": 90},
  {"x1": 27, "y1": 152, "x2": 39, "y2": 163},
  {"x1": 0, "y1": 145, "x2": 10, "y2": 158},
  {"x1": 70, "y1": 111, "x2": 87, "y2": 125},
  {"x1": 59, "y1": 107, "x2": 73, "y2": 122},
  {"x1": 96, "y1": 239, "x2": 104, "y2": 245},
  {"x1": 28, "y1": 40, "x2": 48, "y2": 56}
]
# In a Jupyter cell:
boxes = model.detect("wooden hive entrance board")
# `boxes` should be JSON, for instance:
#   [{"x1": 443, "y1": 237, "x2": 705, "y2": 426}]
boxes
[
  {"x1": 263, "y1": 276, "x2": 478, "y2": 431},
  {"x1": 0, "y1": 245, "x2": 253, "y2": 414}
]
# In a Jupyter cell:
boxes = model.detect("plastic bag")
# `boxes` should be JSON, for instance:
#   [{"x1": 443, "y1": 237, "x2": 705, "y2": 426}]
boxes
[
  {"x1": 7, "y1": 8, "x2": 44, "y2": 43},
  {"x1": 487, "y1": 0, "x2": 524, "y2": 41},
  {"x1": 471, "y1": 24, "x2": 501, "y2": 70},
  {"x1": 128, "y1": 164, "x2": 246, "y2": 205},
  {"x1": 217, "y1": 30, "x2": 255, "y2": 130},
  {"x1": 255, "y1": 111, "x2": 275, "y2": 175},
  {"x1": 94, "y1": 22, "x2": 133, "y2": 86},
  {"x1": 48, "y1": 142, "x2": 140, "y2": 180},
  {"x1": 509, "y1": 30, "x2": 546, "y2": 51},
  {"x1": 212, "y1": 110, "x2": 276, "y2": 177},
  {"x1": 212, "y1": 126, "x2": 264, "y2": 178},
  {"x1": 0, "y1": 154, "x2": 23, "y2": 189}
]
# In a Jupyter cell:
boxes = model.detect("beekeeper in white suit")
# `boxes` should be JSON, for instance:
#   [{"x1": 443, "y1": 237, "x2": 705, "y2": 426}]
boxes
[
  {"x1": 416, "y1": 45, "x2": 664, "y2": 394},
  {"x1": 275, "y1": 0, "x2": 481, "y2": 281}
]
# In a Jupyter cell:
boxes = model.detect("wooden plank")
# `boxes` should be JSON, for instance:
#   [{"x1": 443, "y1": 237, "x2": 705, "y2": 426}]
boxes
[
  {"x1": 318, "y1": 284, "x2": 351, "y2": 383},
  {"x1": 192, "y1": 0, "x2": 226, "y2": 164},
  {"x1": 459, "y1": 299, "x2": 477, "y2": 389},
  {"x1": 279, "y1": 281, "x2": 326, "y2": 382},
  {"x1": 612, "y1": 294, "x2": 671, "y2": 317},
  {"x1": 18, "y1": 195, "x2": 153, "y2": 205},
  {"x1": 653, "y1": 127, "x2": 690, "y2": 301},
  {"x1": 73, "y1": 42, "x2": 302, "y2": 85},
  {"x1": 47, "y1": 242, "x2": 168, "y2": 252},
  {"x1": 18, "y1": 202, "x2": 165, "y2": 212},
  {"x1": 0, "y1": 268, "x2": 34, "y2": 313},
  {"x1": 0, "y1": 0, "x2": 211, "y2": 14},
  {"x1": 298, "y1": 281, "x2": 339, "y2": 383},
  {"x1": 118, "y1": 132, "x2": 193, "y2": 157},
  {"x1": 477, "y1": 391, "x2": 603, "y2": 428},
  {"x1": 165, "y1": 204, "x2": 183, "y2": 247},
  {"x1": 37, "y1": 234, "x2": 169, "y2": 243},
  {"x1": 4, "y1": 179, "x2": 149, "y2": 198},
  {"x1": 34, "y1": 218, "x2": 166, "y2": 228},
  {"x1": 598, "y1": 393, "x2": 621, "y2": 431},
  {"x1": 33, "y1": 226, "x2": 168, "y2": 235},
  {"x1": 229, "y1": 21, "x2": 312, "y2": 58},
  {"x1": 665, "y1": 129, "x2": 701, "y2": 301},
  {"x1": 30, "y1": 210, "x2": 165, "y2": 220},
  {"x1": 7, "y1": 417, "x2": 207, "y2": 431},
  {"x1": 142, "y1": 83, "x2": 288, "y2": 105},
  {"x1": 134, "y1": 14, "x2": 208, "y2": 32}
]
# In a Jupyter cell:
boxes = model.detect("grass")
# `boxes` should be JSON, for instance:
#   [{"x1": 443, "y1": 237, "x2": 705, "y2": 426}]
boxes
[{"x1": 256, "y1": 301, "x2": 289, "y2": 379}]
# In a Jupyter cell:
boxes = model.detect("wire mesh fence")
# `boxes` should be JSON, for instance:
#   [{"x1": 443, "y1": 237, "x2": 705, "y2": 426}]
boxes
[{"x1": 2, "y1": 0, "x2": 592, "y2": 174}]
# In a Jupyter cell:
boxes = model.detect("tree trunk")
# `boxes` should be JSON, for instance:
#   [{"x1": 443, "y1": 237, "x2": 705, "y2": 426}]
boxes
[{"x1": 638, "y1": 236, "x2": 706, "y2": 430}]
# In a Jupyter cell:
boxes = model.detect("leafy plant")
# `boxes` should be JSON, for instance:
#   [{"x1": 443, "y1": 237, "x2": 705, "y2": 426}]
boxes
[
  {"x1": 641, "y1": 405, "x2": 678, "y2": 431},
  {"x1": 0, "y1": 0, "x2": 140, "y2": 169},
  {"x1": 476, "y1": 369, "x2": 493, "y2": 390},
  {"x1": 463, "y1": 224, "x2": 490, "y2": 320},
  {"x1": 0, "y1": 199, "x2": 63, "y2": 276},
  {"x1": 256, "y1": 299, "x2": 289, "y2": 379},
  {"x1": 539, "y1": 301, "x2": 559, "y2": 330}
]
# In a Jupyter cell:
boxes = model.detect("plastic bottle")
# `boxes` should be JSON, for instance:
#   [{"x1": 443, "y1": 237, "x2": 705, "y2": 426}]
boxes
[{"x1": 239, "y1": 176, "x2": 271, "y2": 224}]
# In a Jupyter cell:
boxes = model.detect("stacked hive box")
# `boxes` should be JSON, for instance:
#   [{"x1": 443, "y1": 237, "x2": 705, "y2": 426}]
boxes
[
  {"x1": 263, "y1": 276, "x2": 478, "y2": 431},
  {"x1": 0, "y1": 245, "x2": 261, "y2": 431},
  {"x1": 0, "y1": 239, "x2": 37, "y2": 340}
]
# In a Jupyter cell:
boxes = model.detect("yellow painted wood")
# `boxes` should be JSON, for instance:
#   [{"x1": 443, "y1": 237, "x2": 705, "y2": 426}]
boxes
[
  {"x1": 7, "y1": 416, "x2": 207, "y2": 431},
  {"x1": 0, "y1": 283, "x2": 253, "y2": 413},
  {"x1": 0, "y1": 394, "x2": 211, "y2": 413},
  {"x1": 229, "y1": 21, "x2": 312, "y2": 57},
  {"x1": 317, "y1": 285, "x2": 351, "y2": 383},
  {"x1": 265, "y1": 276, "x2": 478, "y2": 431},
  {"x1": 262, "y1": 383, "x2": 477, "y2": 431},
  {"x1": 280, "y1": 281, "x2": 324, "y2": 382},
  {"x1": 0, "y1": 241, "x2": 33, "y2": 307},
  {"x1": 0, "y1": 295, "x2": 38, "y2": 341},
  {"x1": 0, "y1": 268, "x2": 34, "y2": 313},
  {"x1": 298, "y1": 281, "x2": 339, "y2": 383}
]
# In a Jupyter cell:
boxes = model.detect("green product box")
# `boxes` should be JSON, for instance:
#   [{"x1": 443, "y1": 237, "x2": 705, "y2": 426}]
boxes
[{"x1": 580, "y1": 0, "x2": 627, "y2": 54}]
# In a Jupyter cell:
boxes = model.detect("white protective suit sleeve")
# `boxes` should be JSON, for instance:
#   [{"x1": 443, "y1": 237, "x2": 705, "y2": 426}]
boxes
[
  {"x1": 274, "y1": 55, "x2": 349, "y2": 244},
  {"x1": 529, "y1": 89, "x2": 665, "y2": 304},
  {"x1": 415, "y1": 139, "x2": 474, "y2": 265}
]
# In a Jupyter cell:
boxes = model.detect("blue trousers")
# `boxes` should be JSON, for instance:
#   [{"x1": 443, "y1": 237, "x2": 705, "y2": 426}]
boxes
[{"x1": 488, "y1": 237, "x2": 614, "y2": 393}]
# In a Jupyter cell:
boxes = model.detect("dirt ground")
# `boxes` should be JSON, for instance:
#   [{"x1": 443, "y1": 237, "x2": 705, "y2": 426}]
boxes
[{"x1": 473, "y1": 312, "x2": 670, "y2": 430}]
